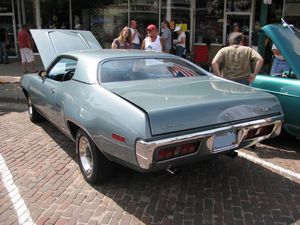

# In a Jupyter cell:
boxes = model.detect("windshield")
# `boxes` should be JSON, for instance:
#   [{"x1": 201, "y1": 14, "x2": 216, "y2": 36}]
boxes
[{"x1": 99, "y1": 58, "x2": 207, "y2": 83}]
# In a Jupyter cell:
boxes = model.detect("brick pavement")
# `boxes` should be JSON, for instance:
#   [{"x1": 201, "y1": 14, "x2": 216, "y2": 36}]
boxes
[{"x1": 0, "y1": 109, "x2": 300, "y2": 225}]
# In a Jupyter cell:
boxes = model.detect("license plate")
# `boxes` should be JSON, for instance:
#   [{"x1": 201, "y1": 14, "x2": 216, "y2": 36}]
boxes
[{"x1": 213, "y1": 131, "x2": 237, "y2": 152}]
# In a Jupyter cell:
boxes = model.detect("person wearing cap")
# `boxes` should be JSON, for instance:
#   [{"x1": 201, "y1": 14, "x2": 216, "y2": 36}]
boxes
[
  {"x1": 212, "y1": 32, "x2": 263, "y2": 85},
  {"x1": 173, "y1": 25, "x2": 186, "y2": 57},
  {"x1": 141, "y1": 24, "x2": 164, "y2": 52}
]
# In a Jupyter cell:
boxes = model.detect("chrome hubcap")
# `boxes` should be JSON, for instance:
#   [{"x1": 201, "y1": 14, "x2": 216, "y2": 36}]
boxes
[{"x1": 78, "y1": 136, "x2": 93, "y2": 177}]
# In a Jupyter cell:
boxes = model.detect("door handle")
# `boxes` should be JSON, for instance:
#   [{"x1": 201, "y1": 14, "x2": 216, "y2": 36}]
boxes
[{"x1": 51, "y1": 88, "x2": 55, "y2": 94}]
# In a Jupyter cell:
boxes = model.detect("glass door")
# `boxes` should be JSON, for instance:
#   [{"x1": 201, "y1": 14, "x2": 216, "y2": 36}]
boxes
[
  {"x1": 0, "y1": 14, "x2": 18, "y2": 57},
  {"x1": 223, "y1": 0, "x2": 254, "y2": 46}
]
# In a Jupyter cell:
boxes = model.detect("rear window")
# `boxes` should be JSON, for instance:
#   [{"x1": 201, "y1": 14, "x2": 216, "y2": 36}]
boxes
[{"x1": 99, "y1": 58, "x2": 207, "y2": 83}]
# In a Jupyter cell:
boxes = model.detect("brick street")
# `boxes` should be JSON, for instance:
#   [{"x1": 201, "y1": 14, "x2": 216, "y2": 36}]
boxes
[{"x1": 0, "y1": 103, "x2": 300, "y2": 225}]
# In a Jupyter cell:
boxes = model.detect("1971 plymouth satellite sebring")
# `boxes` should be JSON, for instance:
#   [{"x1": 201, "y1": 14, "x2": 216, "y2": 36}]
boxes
[
  {"x1": 21, "y1": 29, "x2": 283, "y2": 184},
  {"x1": 251, "y1": 21, "x2": 300, "y2": 137}
]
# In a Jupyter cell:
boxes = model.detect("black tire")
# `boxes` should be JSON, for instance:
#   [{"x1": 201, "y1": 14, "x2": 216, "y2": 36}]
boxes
[
  {"x1": 27, "y1": 97, "x2": 43, "y2": 123},
  {"x1": 76, "y1": 129, "x2": 114, "y2": 184}
]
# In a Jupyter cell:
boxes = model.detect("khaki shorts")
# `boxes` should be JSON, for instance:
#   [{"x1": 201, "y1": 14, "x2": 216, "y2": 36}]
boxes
[{"x1": 20, "y1": 48, "x2": 34, "y2": 63}]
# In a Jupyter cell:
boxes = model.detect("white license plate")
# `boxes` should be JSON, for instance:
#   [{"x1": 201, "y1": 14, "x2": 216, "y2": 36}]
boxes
[{"x1": 213, "y1": 131, "x2": 237, "y2": 152}]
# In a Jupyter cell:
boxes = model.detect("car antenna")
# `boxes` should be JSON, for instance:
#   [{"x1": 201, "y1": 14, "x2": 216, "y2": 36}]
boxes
[{"x1": 281, "y1": 18, "x2": 295, "y2": 33}]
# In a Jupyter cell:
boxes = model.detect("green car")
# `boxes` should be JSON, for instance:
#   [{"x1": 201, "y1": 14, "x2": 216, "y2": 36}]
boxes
[{"x1": 251, "y1": 21, "x2": 300, "y2": 137}]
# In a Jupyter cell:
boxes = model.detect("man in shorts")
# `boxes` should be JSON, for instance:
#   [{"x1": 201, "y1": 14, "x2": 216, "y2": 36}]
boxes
[{"x1": 18, "y1": 24, "x2": 36, "y2": 73}]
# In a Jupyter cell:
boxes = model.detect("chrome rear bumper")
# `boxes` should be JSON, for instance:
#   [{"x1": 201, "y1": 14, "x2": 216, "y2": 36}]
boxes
[{"x1": 135, "y1": 115, "x2": 283, "y2": 169}]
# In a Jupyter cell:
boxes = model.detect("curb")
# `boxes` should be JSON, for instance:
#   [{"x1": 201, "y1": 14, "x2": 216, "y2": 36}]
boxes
[
  {"x1": 0, "y1": 83, "x2": 27, "y2": 104},
  {"x1": 0, "y1": 76, "x2": 21, "y2": 84},
  {"x1": 0, "y1": 96, "x2": 27, "y2": 104}
]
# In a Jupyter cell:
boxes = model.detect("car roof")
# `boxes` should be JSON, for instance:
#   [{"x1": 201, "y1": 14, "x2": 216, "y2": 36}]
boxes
[{"x1": 66, "y1": 49, "x2": 179, "y2": 61}]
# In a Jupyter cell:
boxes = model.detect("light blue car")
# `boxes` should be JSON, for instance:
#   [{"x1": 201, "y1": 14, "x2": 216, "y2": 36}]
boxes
[{"x1": 20, "y1": 29, "x2": 283, "y2": 184}]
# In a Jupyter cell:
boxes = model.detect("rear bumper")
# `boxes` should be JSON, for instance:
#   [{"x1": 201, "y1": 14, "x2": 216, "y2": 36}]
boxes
[{"x1": 135, "y1": 115, "x2": 283, "y2": 170}]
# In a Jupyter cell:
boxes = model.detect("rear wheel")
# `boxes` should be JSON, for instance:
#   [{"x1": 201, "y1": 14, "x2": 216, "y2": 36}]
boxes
[
  {"x1": 76, "y1": 129, "x2": 115, "y2": 184},
  {"x1": 27, "y1": 97, "x2": 43, "y2": 122}
]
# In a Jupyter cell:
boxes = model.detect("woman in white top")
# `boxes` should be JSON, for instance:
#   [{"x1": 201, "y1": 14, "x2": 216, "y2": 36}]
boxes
[{"x1": 141, "y1": 24, "x2": 164, "y2": 52}]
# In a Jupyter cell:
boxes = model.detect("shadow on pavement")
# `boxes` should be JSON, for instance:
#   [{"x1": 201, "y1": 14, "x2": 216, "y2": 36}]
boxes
[
  {"x1": 35, "y1": 118, "x2": 300, "y2": 225},
  {"x1": 0, "y1": 102, "x2": 27, "y2": 116}
]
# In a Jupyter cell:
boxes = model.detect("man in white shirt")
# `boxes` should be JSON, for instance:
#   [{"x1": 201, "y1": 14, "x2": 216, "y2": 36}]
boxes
[
  {"x1": 173, "y1": 26, "x2": 186, "y2": 57},
  {"x1": 141, "y1": 24, "x2": 164, "y2": 52},
  {"x1": 130, "y1": 20, "x2": 140, "y2": 49}
]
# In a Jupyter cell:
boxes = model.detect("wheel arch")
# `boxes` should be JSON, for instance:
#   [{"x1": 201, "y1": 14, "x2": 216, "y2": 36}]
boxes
[
  {"x1": 22, "y1": 88, "x2": 28, "y2": 98},
  {"x1": 66, "y1": 120, "x2": 112, "y2": 160}
]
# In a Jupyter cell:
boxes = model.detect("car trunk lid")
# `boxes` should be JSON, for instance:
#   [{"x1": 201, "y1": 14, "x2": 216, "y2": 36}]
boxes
[{"x1": 105, "y1": 77, "x2": 282, "y2": 135}]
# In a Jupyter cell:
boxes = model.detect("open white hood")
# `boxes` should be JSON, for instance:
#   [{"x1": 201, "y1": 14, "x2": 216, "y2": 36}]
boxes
[{"x1": 30, "y1": 29, "x2": 102, "y2": 69}]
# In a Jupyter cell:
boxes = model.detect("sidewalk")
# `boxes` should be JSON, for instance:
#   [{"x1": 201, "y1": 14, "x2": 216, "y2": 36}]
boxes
[{"x1": 0, "y1": 56, "x2": 43, "y2": 103}]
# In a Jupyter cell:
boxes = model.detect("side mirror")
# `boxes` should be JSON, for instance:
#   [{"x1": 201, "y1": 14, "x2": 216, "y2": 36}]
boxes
[{"x1": 38, "y1": 71, "x2": 47, "y2": 79}]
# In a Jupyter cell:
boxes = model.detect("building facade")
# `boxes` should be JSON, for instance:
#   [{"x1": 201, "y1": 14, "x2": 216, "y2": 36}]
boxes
[{"x1": 1, "y1": 0, "x2": 300, "y2": 61}]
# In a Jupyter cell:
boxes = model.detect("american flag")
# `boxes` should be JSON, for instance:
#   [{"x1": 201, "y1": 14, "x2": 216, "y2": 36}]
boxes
[{"x1": 167, "y1": 64, "x2": 198, "y2": 77}]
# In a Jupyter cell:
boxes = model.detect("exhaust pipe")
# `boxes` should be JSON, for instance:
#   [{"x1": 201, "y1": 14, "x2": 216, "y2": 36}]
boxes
[{"x1": 166, "y1": 167, "x2": 182, "y2": 175}]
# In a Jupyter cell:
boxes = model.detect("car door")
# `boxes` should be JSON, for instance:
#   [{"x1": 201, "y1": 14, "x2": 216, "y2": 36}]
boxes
[{"x1": 42, "y1": 57, "x2": 78, "y2": 130}]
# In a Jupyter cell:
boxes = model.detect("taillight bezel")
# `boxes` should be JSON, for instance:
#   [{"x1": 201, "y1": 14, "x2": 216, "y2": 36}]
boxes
[{"x1": 155, "y1": 140, "x2": 201, "y2": 162}]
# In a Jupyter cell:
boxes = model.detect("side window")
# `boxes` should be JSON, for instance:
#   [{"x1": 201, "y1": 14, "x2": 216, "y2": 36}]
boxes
[{"x1": 48, "y1": 58, "x2": 77, "y2": 82}]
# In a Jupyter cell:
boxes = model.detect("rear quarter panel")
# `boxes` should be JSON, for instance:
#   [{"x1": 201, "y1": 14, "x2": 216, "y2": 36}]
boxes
[
  {"x1": 252, "y1": 75, "x2": 300, "y2": 136},
  {"x1": 61, "y1": 81, "x2": 152, "y2": 166}
]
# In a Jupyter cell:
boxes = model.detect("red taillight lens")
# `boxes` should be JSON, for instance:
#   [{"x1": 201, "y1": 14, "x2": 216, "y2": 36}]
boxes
[
  {"x1": 156, "y1": 141, "x2": 200, "y2": 162},
  {"x1": 245, "y1": 124, "x2": 274, "y2": 140}
]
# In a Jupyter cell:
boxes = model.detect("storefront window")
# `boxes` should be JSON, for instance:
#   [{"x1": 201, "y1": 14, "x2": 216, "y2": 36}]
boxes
[
  {"x1": 129, "y1": 0, "x2": 159, "y2": 41},
  {"x1": 284, "y1": 0, "x2": 300, "y2": 27},
  {"x1": 40, "y1": 0, "x2": 70, "y2": 28},
  {"x1": 195, "y1": 0, "x2": 223, "y2": 44},
  {"x1": 23, "y1": 0, "x2": 36, "y2": 28},
  {"x1": 0, "y1": 0, "x2": 13, "y2": 13},
  {"x1": 226, "y1": 0, "x2": 252, "y2": 12},
  {"x1": 0, "y1": 0, "x2": 17, "y2": 57},
  {"x1": 161, "y1": 0, "x2": 191, "y2": 51},
  {"x1": 88, "y1": 1, "x2": 128, "y2": 48}
]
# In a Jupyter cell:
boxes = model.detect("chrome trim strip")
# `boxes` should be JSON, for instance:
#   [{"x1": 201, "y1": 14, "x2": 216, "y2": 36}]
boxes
[{"x1": 135, "y1": 116, "x2": 283, "y2": 169}]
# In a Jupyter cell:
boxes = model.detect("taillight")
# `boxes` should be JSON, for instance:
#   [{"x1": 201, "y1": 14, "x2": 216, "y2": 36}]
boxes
[
  {"x1": 245, "y1": 124, "x2": 274, "y2": 140},
  {"x1": 156, "y1": 141, "x2": 200, "y2": 161}
]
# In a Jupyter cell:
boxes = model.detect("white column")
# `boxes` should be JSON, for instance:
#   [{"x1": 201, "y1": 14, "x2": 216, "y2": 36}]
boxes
[
  {"x1": 166, "y1": 0, "x2": 171, "y2": 21},
  {"x1": 158, "y1": 0, "x2": 161, "y2": 31},
  {"x1": 35, "y1": 0, "x2": 41, "y2": 28},
  {"x1": 128, "y1": 0, "x2": 130, "y2": 25}
]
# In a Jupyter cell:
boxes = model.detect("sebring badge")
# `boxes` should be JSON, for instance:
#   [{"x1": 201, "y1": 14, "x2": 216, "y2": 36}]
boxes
[{"x1": 162, "y1": 122, "x2": 187, "y2": 129}]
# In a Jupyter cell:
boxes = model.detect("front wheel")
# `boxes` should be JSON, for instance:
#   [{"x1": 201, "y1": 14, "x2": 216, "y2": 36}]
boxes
[
  {"x1": 76, "y1": 129, "x2": 115, "y2": 184},
  {"x1": 27, "y1": 97, "x2": 43, "y2": 123}
]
